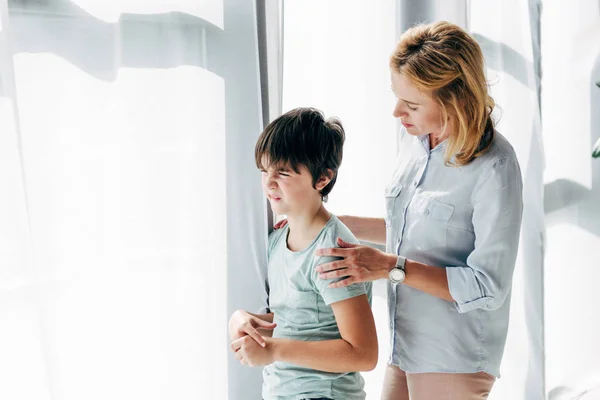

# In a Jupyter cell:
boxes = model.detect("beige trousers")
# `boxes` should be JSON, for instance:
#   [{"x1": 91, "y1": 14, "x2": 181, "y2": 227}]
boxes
[{"x1": 381, "y1": 364, "x2": 496, "y2": 400}]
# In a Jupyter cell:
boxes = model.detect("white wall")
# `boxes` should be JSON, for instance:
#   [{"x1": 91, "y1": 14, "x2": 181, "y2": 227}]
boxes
[{"x1": 542, "y1": 1, "x2": 600, "y2": 399}]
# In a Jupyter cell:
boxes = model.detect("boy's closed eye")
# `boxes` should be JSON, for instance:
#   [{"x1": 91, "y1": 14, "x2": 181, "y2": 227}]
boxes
[{"x1": 259, "y1": 167, "x2": 292, "y2": 177}]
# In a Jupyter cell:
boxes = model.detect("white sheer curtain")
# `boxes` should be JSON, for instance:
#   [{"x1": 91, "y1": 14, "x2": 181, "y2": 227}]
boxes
[{"x1": 0, "y1": 1, "x2": 267, "y2": 399}]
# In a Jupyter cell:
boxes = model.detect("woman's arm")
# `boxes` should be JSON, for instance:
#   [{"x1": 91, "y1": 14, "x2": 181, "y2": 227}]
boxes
[
  {"x1": 314, "y1": 241, "x2": 454, "y2": 301},
  {"x1": 339, "y1": 215, "x2": 386, "y2": 245},
  {"x1": 317, "y1": 158, "x2": 524, "y2": 311},
  {"x1": 275, "y1": 216, "x2": 386, "y2": 245},
  {"x1": 445, "y1": 158, "x2": 523, "y2": 312},
  {"x1": 231, "y1": 294, "x2": 378, "y2": 372},
  {"x1": 382, "y1": 254, "x2": 454, "y2": 301}
]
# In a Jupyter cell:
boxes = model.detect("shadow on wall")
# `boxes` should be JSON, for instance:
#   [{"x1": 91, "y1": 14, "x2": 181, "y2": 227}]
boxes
[
  {"x1": 473, "y1": 33, "x2": 535, "y2": 89},
  {"x1": 546, "y1": 15, "x2": 600, "y2": 400},
  {"x1": 473, "y1": 30, "x2": 600, "y2": 237},
  {"x1": 2, "y1": 0, "x2": 222, "y2": 89},
  {"x1": 550, "y1": 388, "x2": 600, "y2": 400},
  {"x1": 544, "y1": 41, "x2": 600, "y2": 240},
  {"x1": 594, "y1": 80, "x2": 600, "y2": 158},
  {"x1": 549, "y1": 379, "x2": 600, "y2": 400}
]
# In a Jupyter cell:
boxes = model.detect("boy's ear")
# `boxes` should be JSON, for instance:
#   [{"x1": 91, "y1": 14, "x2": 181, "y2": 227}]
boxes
[{"x1": 315, "y1": 169, "x2": 334, "y2": 191}]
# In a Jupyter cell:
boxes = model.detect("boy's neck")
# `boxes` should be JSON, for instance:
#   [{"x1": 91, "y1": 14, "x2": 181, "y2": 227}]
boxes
[{"x1": 285, "y1": 203, "x2": 331, "y2": 252}]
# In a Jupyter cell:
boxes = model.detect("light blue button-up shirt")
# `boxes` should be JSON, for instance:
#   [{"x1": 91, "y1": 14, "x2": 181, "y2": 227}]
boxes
[{"x1": 385, "y1": 127, "x2": 523, "y2": 377}]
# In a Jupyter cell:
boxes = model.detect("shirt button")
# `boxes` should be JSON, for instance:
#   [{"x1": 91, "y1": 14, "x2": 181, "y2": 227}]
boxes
[
  {"x1": 413, "y1": 181, "x2": 418, "y2": 187},
  {"x1": 424, "y1": 209, "x2": 430, "y2": 216}
]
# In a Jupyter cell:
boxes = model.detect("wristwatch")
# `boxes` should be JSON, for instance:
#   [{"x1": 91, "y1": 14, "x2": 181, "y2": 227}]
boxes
[{"x1": 389, "y1": 255, "x2": 406, "y2": 284}]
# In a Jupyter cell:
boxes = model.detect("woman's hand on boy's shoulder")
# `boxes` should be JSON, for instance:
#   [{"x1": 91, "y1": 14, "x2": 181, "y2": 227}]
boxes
[
  {"x1": 315, "y1": 237, "x2": 392, "y2": 287},
  {"x1": 273, "y1": 219, "x2": 288, "y2": 230}
]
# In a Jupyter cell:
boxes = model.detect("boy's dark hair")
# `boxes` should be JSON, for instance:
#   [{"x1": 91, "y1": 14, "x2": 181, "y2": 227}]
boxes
[{"x1": 255, "y1": 107, "x2": 345, "y2": 200}]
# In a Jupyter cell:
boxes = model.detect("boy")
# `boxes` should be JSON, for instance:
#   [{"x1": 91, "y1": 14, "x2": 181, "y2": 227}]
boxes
[{"x1": 229, "y1": 108, "x2": 377, "y2": 400}]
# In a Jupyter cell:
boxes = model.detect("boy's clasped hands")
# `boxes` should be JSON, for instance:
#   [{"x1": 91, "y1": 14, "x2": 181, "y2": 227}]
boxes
[{"x1": 229, "y1": 310, "x2": 277, "y2": 367}]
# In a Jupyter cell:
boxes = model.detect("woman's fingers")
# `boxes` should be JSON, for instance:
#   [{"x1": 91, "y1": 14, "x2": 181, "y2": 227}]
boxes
[
  {"x1": 336, "y1": 237, "x2": 359, "y2": 248},
  {"x1": 319, "y1": 267, "x2": 350, "y2": 280},
  {"x1": 328, "y1": 277, "x2": 357, "y2": 288},
  {"x1": 315, "y1": 259, "x2": 347, "y2": 273},
  {"x1": 314, "y1": 246, "x2": 350, "y2": 259},
  {"x1": 273, "y1": 219, "x2": 288, "y2": 229}
]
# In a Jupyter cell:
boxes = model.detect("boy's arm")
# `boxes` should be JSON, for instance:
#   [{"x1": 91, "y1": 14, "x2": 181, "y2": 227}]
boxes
[{"x1": 269, "y1": 294, "x2": 377, "y2": 372}]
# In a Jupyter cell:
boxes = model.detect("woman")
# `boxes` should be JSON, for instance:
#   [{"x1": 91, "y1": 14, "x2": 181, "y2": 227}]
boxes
[{"x1": 279, "y1": 21, "x2": 523, "y2": 399}]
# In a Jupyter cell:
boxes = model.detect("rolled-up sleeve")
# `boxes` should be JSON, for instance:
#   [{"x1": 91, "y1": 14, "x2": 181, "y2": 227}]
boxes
[{"x1": 447, "y1": 157, "x2": 524, "y2": 313}]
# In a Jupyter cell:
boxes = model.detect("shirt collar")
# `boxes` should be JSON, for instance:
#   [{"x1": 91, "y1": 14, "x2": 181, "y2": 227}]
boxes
[{"x1": 418, "y1": 133, "x2": 447, "y2": 154}]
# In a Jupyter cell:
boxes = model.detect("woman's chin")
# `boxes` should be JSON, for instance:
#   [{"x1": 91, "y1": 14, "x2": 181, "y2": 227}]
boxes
[{"x1": 405, "y1": 128, "x2": 426, "y2": 137}]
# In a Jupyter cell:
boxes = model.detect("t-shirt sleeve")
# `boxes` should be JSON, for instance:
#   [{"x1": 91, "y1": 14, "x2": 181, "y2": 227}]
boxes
[
  {"x1": 310, "y1": 255, "x2": 369, "y2": 306},
  {"x1": 267, "y1": 228, "x2": 286, "y2": 262}
]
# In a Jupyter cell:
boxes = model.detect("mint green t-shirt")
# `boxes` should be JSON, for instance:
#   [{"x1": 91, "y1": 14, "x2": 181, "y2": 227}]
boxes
[{"x1": 262, "y1": 215, "x2": 373, "y2": 400}]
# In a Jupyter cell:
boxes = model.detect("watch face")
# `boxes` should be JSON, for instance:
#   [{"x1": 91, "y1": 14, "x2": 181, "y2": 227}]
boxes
[{"x1": 390, "y1": 268, "x2": 405, "y2": 283}]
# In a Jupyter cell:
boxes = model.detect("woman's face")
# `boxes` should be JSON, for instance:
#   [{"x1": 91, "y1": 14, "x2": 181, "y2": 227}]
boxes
[{"x1": 390, "y1": 70, "x2": 447, "y2": 140}]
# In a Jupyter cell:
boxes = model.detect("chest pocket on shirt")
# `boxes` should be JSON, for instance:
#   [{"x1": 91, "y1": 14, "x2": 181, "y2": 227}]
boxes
[
  {"x1": 406, "y1": 194, "x2": 454, "y2": 251},
  {"x1": 385, "y1": 184, "x2": 403, "y2": 227},
  {"x1": 285, "y1": 286, "x2": 319, "y2": 325}
]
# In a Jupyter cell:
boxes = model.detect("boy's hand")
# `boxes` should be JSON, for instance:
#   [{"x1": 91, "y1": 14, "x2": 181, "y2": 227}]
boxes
[
  {"x1": 229, "y1": 310, "x2": 276, "y2": 347},
  {"x1": 231, "y1": 336, "x2": 275, "y2": 367}
]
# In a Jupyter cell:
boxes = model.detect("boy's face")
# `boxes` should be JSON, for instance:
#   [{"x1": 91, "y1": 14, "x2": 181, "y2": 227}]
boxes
[{"x1": 260, "y1": 161, "x2": 319, "y2": 216}]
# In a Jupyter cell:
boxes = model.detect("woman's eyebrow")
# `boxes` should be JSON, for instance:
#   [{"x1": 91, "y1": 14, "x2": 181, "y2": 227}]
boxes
[
  {"x1": 401, "y1": 98, "x2": 420, "y2": 105},
  {"x1": 391, "y1": 86, "x2": 420, "y2": 105}
]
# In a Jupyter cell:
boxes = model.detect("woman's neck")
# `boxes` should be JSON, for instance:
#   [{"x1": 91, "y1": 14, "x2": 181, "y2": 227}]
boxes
[
  {"x1": 430, "y1": 119, "x2": 455, "y2": 149},
  {"x1": 430, "y1": 134, "x2": 445, "y2": 149}
]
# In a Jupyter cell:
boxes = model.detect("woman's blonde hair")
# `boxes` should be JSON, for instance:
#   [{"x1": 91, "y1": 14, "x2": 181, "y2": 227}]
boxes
[{"x1": 390, "y1": 21, "x2": 495, "y2": 166}]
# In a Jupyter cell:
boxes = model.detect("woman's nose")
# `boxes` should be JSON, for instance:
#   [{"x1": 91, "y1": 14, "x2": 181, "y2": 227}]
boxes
[{"x1": 393, "y1": 101, "x2": 407, "y2": 118}]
